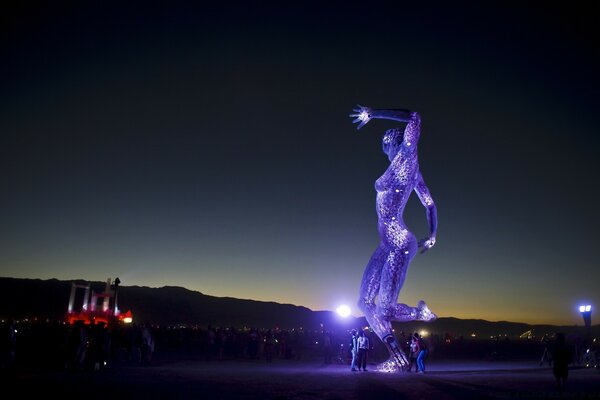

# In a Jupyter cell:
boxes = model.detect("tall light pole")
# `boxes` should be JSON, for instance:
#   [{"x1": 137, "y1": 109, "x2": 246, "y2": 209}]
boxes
[
  {"x1": 579, "y1": 304, "x2": 592, "y2": 364},
  {"x1": 579, "y1": 305, "x2": 592, "y2": 329}
]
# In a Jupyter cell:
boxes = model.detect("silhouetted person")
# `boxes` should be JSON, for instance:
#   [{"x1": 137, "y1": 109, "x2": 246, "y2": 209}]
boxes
[
  {"x1": 539, "y1": 334, "x2": 553, "y2": 366},
  {"x1": 350, "y1": 329, "x2": 359, "y2": 371},
  {"x1": 89, "y1": 322, "x2": 110, "y2": 371},
  {"x1": 356, "y1": 330, "x2": 369, "y2": 371},
  {"x1": 293, "y1": 329, "x2": 306, "y2": 360},
  {"x1": 263, "y1": 329, "x2": 273, "y2": 362},
  {"x1": 0, "y1": 319, "x2": 16, "y2": 372},
  {"x1": 65, "y1": 320, "x2": 88, "y2": 371},
  {"x1": 141, "y1": 322, "x2": 154, "y2": 366},
  {"x1": 322, "y1": 331, "x2": 332, "y2": 364},
  {"x1": 415, "y1": 332, "x2": 429, "y2": 373},
  {"x1": 551, "y1": 333, "x2": 573, "y2": 393},
  {"x1": 206, "y1": 326, "x2": 217, "y2": 361},
  {"x1": 129, "y1": 323, "x2": 143, "y2": 364},
  {"x1": 408, "y1": 333, "x2": 420, "y2": 372},
  {"x1": 248, "y1": 328, "x2": 260, "y2": 360},
  {"x1": 399, "y1": 331, "x2": 410, "y2": 361}
]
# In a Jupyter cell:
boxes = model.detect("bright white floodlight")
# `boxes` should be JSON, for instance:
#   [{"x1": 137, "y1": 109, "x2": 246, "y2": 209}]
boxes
[{"x1": 336, "y1": 305, "x2": 351, "y2": 318}]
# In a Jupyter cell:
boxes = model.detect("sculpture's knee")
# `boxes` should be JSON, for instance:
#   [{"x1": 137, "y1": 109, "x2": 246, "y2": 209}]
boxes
[{"x1": 376, "y1": 304, "x2": 395, "y2": 321}]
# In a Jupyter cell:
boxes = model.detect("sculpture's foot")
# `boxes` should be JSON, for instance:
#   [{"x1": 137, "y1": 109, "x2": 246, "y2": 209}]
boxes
[
  {"x1": 377, "y1": 358, "x2": 404, "y2": 373},
  {"x1": 416, "y1": 300, "x2": 437, "y2": 321},
  {"x1": 382, "y1": 334, "x2": 409, "y2": 369}
]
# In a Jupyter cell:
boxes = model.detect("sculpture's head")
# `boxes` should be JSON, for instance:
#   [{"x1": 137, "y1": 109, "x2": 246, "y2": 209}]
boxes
[{"x1": 382, "y1": 128, "x2": 402, "y2": 160}]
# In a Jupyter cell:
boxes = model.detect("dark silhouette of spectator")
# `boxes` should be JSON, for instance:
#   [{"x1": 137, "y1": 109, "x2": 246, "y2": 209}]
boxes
[
  {"x1": 292, "y1": 329, "x2": 306, "y2": 360},
  {"x1": 263, "y1": 329, "x2": 274, "y2": 362},
  {"x1": 65, "y1": 320, "x2": 88, "y2": 371},
  {"x1": 88, "y1": 321, "x2": 110, "y2": 371},
  {"x1": 356, "y1": 330, "x2": 369, "y2": 371},
  {"x1": 349, "y1": 329, "x2": 358, "y2": 371},
  {"x1": 217, "y1": 328, "x2": 227, "y2": 360},
  {"x1": 322, "y1": 331, "x2": 332, "y2": 364},
  {"x1": 280, "y1": 330, "x2": 291, "y2": 359},
  {"x1": 248, "y1": 328, "x2": 260, "y2": 360},
  {"x1": 34, "y1": 319, "x2": 65, "y2": 371},
  {"x1": 399, "y1": 331, "x2": 410, "y2": 361},
  {"x1": 415, "y1": 332, "x2": 429, "y2": 373},
  {"x1": 539, "y1": 334, "x2": 553, "y2": 366},
  {"x1": 408, "y1": 332, "x2": 420, "y2": 372},
  {"x1": 0, "y1": 319, "x2": 17, "y2": 372},
  {"x1": 110, "y1": 323, "x2": 129, "y2": 364},
  {"x1": 206, "y1": 326, "x2": 217, "y2": 361},
  {"x1": 230, "y1": 327, "x2": 243, "y2": 358},
  {"x1": 129, "y1": 323, "x2": 143, "y2": 364},
  {"x1": 551, "y1": 333, "x2": 573, "y2": 393},
  {"x1": 141, "y1": 322, "x2": 154, "y2": 365}
]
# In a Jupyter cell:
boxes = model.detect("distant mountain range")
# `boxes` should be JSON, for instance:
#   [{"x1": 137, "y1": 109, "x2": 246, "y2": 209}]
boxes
[{"x1": 0, "y1": 277, "x2": 596, "y2": 338}]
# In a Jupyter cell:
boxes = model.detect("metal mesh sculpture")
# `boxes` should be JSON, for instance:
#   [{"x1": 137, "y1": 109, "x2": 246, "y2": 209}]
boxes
[{"x1": 350, "y1": 105, "x2": 438, "y2": 372}]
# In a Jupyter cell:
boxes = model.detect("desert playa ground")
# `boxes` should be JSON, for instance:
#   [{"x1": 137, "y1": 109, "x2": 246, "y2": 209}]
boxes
[{"x1": 5, "y1": 358, "x2": 600, "y2": 400}]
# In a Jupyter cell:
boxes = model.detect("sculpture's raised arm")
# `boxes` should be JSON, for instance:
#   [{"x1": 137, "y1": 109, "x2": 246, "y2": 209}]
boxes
[{"x1": 349, "y1": 105, "x2": 412, "y2": 130}]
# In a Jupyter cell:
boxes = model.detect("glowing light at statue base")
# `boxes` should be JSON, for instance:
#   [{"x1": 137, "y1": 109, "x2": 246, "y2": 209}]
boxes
[{"x1": 336, "y1": 305, "x2": 351, "y2": 318}]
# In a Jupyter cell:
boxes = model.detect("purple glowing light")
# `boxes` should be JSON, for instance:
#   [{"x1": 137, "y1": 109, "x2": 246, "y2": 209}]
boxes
[{"x1": 336, "y1": 305, "x2": 351, "y2": 318}]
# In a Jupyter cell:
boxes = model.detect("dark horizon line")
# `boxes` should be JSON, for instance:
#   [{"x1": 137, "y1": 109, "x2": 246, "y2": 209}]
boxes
[{"x1": 1, "y1": 276, "x2": 595, "y2": 329}]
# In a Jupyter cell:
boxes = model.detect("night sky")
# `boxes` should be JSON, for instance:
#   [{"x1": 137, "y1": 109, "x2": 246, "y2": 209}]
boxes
[{"x1": 2, "y1": 2, "x2": 599, "y2": 325}]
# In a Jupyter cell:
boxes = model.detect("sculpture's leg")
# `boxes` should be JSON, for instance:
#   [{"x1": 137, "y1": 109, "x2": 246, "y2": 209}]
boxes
[
  {"x1": 392, "y1": 300, "x2": 437, "y2": 322},
  {"x1": 357, "y1": 245, "x2": 386, "y2": 334},
  {"x1": 381, "y1": 332, "x2": 408, "y2": 372},
  {"x1": 359, "y1": 238, "x2": 435, "y2": 372},
  {"x1": 358, "y1": 248, "x2": 407, "y2": 371},
  {"x1": 382, "y1": 240, "x2": 437, "y2": 323},
  {"x1": 375, "y1": 249, "x2": 412, "y2": 371}
]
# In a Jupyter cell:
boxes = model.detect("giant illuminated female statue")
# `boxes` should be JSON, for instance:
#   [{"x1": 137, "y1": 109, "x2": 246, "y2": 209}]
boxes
[{"x1": 350, "y1": 105, "x2": 438, "y2": 372}]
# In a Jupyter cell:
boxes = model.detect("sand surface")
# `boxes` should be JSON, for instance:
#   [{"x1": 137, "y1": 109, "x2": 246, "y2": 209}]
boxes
[{"x1": 4, "y1": 358, "x2": 600, "y2": 399}]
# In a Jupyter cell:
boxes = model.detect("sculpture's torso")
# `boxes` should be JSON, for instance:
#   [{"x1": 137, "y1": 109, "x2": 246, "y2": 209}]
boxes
[{"x1": 375, "y1": 148, "x2": 419, "y2": 248}]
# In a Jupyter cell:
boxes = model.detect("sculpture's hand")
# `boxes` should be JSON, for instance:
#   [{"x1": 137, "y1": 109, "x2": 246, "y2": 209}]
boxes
[
  {"x1": 418, "y1": 237, "x2": 436, "y2": 254},
  {"x1": 349, "y1": 105, "x2": 372, "y2": 130}
]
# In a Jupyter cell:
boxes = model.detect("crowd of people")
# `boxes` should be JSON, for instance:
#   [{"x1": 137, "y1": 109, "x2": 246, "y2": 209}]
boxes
[
  {"x1": 0, "y1": 319, "x2": 371, "y2": 372},
  {"x1": 159, "y1": 325, "x2": 361, "y2": 365},
  {"x1": 0, "y1": 318, "x2": 155, "y2": 373},
  {"x1": 1, "y1": 317, "x2": 594, "y2": 382},
  {"x1": 349, "y1": 328, "x2": 430, "y2": 373}
]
